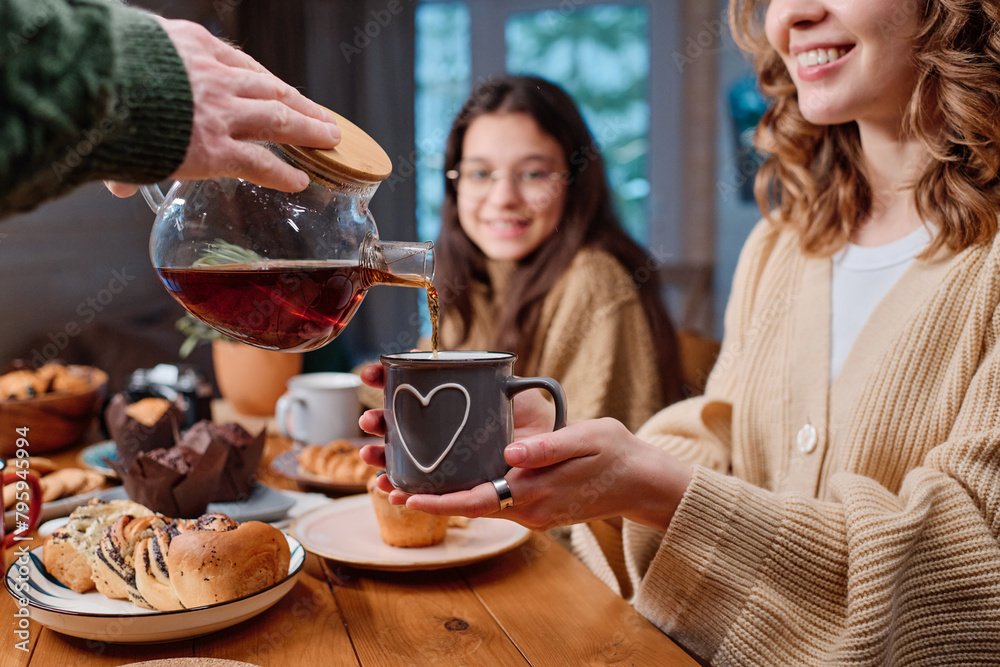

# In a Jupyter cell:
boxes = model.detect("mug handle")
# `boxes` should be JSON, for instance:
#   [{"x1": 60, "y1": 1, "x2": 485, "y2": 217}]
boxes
[
  {"x1": 274, "y1": 393, "x2": 309, "y2": 442},
  {"x1": 3, "y1": 471, "x2": 43, "y2": 549},
  {"x1": 503, "y1": 376, "x2": 567, "y2": 431}
]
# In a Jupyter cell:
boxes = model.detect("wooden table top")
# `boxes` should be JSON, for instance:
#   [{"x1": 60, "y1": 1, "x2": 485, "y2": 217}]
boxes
[{"x1": 2, "y1": 413, "x2": 697, "y2": 667}]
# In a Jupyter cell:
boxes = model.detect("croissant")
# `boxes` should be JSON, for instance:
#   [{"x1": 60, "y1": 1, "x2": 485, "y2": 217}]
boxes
[{"x1": 299, "y1": 440, "x2": 377, "y2": 483}]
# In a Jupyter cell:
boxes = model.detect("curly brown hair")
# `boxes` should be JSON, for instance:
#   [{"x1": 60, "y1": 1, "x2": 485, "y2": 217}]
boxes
[{"x1": 729, "y1": 0, "x2": 1000, "y2": 256}]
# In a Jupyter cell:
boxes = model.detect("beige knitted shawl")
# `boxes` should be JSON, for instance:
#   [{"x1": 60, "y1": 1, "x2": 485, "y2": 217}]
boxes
[{"x1": 574, "y1": 220, "x2": 1000, "y2": 665}]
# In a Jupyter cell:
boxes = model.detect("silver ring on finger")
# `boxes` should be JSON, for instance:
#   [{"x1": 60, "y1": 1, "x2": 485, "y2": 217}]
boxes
[{"x1": 492, "y1": 477, "x2": 514, "y2": 510}]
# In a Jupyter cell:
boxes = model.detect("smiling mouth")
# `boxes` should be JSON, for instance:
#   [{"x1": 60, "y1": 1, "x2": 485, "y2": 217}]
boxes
[
  {"x1": 796, "y1": 46, "x2": 852, "y2": 67},
  {"x1": 485, "y1": 218, "x2": 528, "y2": 231}
]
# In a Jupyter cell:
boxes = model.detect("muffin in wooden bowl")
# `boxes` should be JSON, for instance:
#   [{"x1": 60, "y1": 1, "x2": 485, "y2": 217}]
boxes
[{"x1": 0, "y1": 363, "x2": 109, "y2": 455}]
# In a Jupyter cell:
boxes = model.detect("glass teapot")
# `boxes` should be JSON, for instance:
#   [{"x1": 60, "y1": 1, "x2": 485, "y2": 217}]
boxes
[{"x1": 143, "y1": 113, "x2": 435, "y2": 353}]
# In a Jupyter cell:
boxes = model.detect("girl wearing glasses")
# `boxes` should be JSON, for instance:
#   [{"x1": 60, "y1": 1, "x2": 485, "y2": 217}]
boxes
[
  {"x1": 434, "y1": 75, "x2": 685, "y2": 431},
  {"x1": 364, "y1": 0, "x2": 1000, "y2": 662}
]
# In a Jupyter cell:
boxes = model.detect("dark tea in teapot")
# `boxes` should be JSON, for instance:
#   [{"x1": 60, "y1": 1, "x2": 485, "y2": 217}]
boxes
[{"x1": 158, "y1": 260, "x2": 439, "y2": 353}]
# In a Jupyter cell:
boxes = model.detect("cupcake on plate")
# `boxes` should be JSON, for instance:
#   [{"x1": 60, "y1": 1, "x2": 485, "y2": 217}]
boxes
[{"x1": 367, "y1": 474, "x2": 449, "y2": 548}]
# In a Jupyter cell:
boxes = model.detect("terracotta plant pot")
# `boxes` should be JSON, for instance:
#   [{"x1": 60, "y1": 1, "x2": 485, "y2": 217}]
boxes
[{"x1": 212, "y1": 340, "x2": 303, "y2": 416}]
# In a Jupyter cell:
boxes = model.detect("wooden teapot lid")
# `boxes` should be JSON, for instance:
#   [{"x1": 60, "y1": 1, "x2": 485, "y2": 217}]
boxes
[{"x1": 280, "y1": 111, "x2": 392, "y2": 185}]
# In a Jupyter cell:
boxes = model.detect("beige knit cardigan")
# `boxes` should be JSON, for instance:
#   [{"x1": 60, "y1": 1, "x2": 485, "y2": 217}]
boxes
[
  {"x1": 442, "y1": 247, "x2": 665, "y2": 432},
  {"x1": 573, "y1": 220, "x2": 1000, "y2": 665}
]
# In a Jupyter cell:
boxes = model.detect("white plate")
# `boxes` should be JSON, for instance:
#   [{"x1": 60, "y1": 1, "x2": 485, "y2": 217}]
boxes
[
  {"x1": 99, "y1": 484, "x2": 296, "y2": 524},
  {"x1": 78, "y1": 440, "x2": 119, "y2": 478},
  {"x1": 4, "y1": 534, "x2": 305, "y2": 643},
  {"x1": 291, "y1": 494, "x2": 531, "y2": 571}
]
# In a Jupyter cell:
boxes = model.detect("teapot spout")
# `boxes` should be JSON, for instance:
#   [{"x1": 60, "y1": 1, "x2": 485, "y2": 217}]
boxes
[{"x1": 361, "y1": 232, "x2": 435, "y2": 285}]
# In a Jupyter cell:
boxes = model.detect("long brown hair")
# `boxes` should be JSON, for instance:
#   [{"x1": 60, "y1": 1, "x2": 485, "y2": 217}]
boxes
[
  {"x1": 435, "y1": 75, "x2": 683, "y2": 404},
  {"x1": 729, "y1": 0, "x2": 1000, "y2": 257}
]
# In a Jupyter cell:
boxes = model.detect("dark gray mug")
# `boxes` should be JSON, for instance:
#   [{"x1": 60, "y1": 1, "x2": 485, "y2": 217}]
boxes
[{"x1": 380, "y1": 351, "x2": 566, "y2": 494}]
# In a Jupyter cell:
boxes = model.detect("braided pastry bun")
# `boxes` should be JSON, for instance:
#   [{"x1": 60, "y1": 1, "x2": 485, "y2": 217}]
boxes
[
  {"x1": 91, "y1": 515, "x2": 169, "y2": 604},
  {"x1": 133, "y1": 521, "x2": 183, "y2": 610},
  {"x1": 44, "y1": 502, "x2": 291, "y2": 611},
  {"x1": 42, "y1": 499, "x2": 153, "y2": 594}
]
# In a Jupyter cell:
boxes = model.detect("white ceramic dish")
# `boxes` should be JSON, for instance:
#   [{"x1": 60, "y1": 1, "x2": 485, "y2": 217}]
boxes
[
  {"x1": 4, "y1": 534, "x2": 305, "y2": 643},
  {"x1": 99, "y1": 483, "x2": 296, "y2": 524},
  {"x1": 291, "y1": 494, "x2": 531, "y2": 571}
]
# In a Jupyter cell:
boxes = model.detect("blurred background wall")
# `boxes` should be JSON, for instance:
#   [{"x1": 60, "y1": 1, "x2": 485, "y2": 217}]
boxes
[{"x1": 0, "y1": 0, "x2": 763, "y2": 395}]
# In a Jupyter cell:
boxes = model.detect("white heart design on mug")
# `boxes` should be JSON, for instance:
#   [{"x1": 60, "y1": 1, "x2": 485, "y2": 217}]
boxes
[{"x1": 392, "y1": 382, "x2": 471, "y2": 473}]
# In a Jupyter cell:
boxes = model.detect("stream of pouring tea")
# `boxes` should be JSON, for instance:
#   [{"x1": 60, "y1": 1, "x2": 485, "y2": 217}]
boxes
[
  {"x1": 368, "y1": 268, "x2": 439, "y2": 357},
  {"x1": 426, "y1": 283, "x2": 440, "y2": 358}
]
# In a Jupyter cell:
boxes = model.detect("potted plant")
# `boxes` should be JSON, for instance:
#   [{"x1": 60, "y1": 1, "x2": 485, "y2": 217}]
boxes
[{"x1": 176, "y1": 314, "x2": 302, "y2": 417}]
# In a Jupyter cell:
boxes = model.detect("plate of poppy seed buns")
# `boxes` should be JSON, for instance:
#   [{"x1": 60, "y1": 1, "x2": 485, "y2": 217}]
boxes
[{"x1": 3, "y1": 498, "x2": 304, "y2": 643}]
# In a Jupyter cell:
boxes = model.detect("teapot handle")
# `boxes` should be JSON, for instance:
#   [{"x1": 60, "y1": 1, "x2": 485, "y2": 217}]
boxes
[{"x1": 140, "y1": 183, "x2": 171, "y2": 213}]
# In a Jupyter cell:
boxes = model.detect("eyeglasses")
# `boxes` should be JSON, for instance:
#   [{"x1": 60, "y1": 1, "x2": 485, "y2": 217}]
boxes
[{"x1": 445, "y1": 164, "x2": 570, "y2": 202}]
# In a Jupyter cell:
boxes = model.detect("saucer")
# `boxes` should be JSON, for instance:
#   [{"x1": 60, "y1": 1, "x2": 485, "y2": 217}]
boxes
[{"x1": 79, "y1": 439, "x2": 118, "y2": 478}]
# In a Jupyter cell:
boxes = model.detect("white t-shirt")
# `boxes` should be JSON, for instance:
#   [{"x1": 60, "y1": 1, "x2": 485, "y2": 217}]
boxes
[{"x1": 830, "y1": 226, "x2": 932, "y2": 381}]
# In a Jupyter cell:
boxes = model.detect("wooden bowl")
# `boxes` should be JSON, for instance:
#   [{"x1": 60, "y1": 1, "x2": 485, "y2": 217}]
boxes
[{"x1": 0, "y1": 365, "x2": 109, "y2": 456}]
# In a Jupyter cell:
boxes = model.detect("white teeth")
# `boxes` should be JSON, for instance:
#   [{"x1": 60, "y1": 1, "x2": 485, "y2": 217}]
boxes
[
  {"x1": 487, "y1": 219, "x2": 524, "y2": 230},
  {"x1": 797, "y1": 47, "x2": 848, "y2": 67}
]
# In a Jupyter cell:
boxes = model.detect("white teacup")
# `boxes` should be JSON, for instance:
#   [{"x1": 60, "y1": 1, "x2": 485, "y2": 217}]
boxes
[{"x1": 275, "y1": 372, "x2": 363, "y2": 445}]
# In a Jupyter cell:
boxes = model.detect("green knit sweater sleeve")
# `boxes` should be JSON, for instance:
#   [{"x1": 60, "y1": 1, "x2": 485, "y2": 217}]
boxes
[{"x1": 0, "y1": 0, "x2": 193, "y2": 216}]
